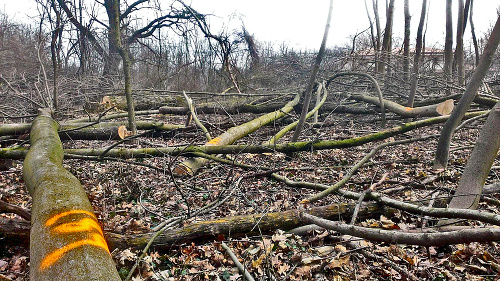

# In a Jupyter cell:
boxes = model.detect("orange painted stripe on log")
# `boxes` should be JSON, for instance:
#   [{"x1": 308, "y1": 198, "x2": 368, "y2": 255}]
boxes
[
  {"x1": 45, "y1": 209, "x2": 96, "y2": 226},
  {"x1": 206, "y1": 137, "x2": 222, "y2": 146},
  {"x1": 39, "y1": 233, "x2": 109, "y2": 271},
  {"x1": 40, "y1": 210, "x2": 110, "y2": 271}
]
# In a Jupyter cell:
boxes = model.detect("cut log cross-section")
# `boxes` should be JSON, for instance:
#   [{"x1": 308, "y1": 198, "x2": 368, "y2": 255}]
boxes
[{"x1": 23, "y1": 109, "x2": 120, "y2": 280}]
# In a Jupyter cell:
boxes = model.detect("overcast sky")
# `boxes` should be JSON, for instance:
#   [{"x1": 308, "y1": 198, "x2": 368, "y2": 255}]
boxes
[{"x1": 1, "y1": 0, "x2": 499, "y2": 50}]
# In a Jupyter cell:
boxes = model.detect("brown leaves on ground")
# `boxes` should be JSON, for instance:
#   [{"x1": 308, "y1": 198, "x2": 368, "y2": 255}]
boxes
[{"x1": 1, "y1": 111, "x2": 500, "y2": 280}]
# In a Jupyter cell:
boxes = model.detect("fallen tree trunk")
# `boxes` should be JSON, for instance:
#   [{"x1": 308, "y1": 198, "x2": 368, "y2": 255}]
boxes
[
  {"x1": 173, "y1": 93, "x2": 301, "y2": 176},
  {"x1": 23, "y1": 109, "x2": 120, "y2": 280},
  {"x1": 69, "y1": 110, "x2": 160, "y2": 123},
  {"x1": 414, "y1": 92, "x2": 499, "y2": 108},
  {"x1": 159, "y1": 95, "x2": 282, "y2": 115},
  {"x1": 349, "y1": 92, "x2": 454, "y2": 117},
  {"x1": 160, "y1": 102, "x2": 376, "y2": 116},
  {"x1": 0, "y1": 111, "x2": 488, "y2": 160},
  {"x1": 0, "y1": 201, "x2": 383, "y2": 250},
  {"x1": 0, "y1": 121, "x2": 183, "y2": 139}
]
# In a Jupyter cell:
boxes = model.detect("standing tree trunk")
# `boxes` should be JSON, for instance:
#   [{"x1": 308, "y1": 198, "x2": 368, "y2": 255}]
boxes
[
  {"x1": 372, "y1": 0, "x2": 382, "y2": 73},
  {"x1": 105, "y1": 0, "x2": 136, "y2": 135},
  {"x1": 104, "y1": 0, "x2": 121, "y2": 76},
  {"x1": 49, "y1": 0, "x2": 62, "y2": 110},
  {"x1": 433, "y1": 14, "x2": 500, "y2": 171},
  {"x1": 444, "y1": 0, "x2": 454, "y2": 92},
  {"x1": 455, "y1": 0, "x2": 465, "y2": 85},
  {"x1": 403, "y1": 0, "x2": 411, "y2": 83},
  {"x1": 407, "y1": 0, "x2": 427, "y2": 107},
  {"x1": 364, "y1": 0, "x2": 377, "y2": 52},
  {"x1": 291, "y1": 0, "x2": 333, "y2": 142},
  {"x1": 24, "y1": 109, "x2": 120, "y2": 280},
  {"x1": 469, "y1": 0, "x2": 480, "y2": 66},
  {"x1": 376, "y1": 0, "x2": 395, "y2": 75}
]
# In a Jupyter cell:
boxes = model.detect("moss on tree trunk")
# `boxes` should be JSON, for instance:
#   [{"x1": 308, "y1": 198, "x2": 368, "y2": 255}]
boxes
[{"x1": 23, "y1": 109, "x2": 120, "y2": 281}]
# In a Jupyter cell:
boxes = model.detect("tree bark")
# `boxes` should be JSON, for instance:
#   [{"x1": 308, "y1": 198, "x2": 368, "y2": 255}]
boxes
[
  {"x1": 0, "y1": 111, "x2": 488, "y2": 161},
  {"x1": 350, "y1": 92, "x2": 452, "y2": 117},
  {"x1": 0, "y1": 121, "x2": 183, "y2": 139},
  {"x1": 433, "y1": 14, "x2": 500, "y2": 171},
  {"x1": 104, "y1": 0, "x2": 137, "y2": 135},
  {"x1": 446, "y1": 102, "x2": 500, "y2": 210},
  {"x1": 23, "y1": 109, "x2": 120, "y2": 280}
]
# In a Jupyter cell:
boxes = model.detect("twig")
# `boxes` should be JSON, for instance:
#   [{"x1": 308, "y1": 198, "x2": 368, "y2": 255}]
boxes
[
  {"x1": 303, "y1": 212, "x2": 500, "y2": 246},
  {"x1": 349, "y1": 172, "x2": 388, "y2": 225},
  {"x1": 301, "y1": 134, "x2": 438, "y2": 203},
  {"x1": 182, "y1": 91, "x2": 212, "y2": 141},
  {"x1": 221, "y1": 241, "x2": 255, "y2": 281},
  {"x1": 124, "y1": 177, "x2": 242, "y2": 281}
]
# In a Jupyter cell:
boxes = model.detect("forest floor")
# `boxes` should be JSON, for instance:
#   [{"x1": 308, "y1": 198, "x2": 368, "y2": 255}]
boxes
[{"x1": 1, "y1": 107, "x2": 500, "y2": 280}]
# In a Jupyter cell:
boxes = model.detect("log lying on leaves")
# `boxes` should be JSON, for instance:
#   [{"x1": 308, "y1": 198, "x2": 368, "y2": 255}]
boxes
[
  {"x1": 303, "y1": 213, "x2": 500, "y2": 246},
  {"x1": 0, "y1": 202, "x2": 383, "y2": 250},
  {"x1": 0, "y1": 110, "x2": 488, "y2": 160},
  {"x1": 23, "y1": 109, "x2": 120, "y2": 280},
  {"x1": 160, "y1": 101, "x2": 375, "y2": 116},
  {"x1": 414, "y1": 93, "x2": 499, "y2": 108},
  {"x1": 349, "y1": 92, "x2": 454, "y2": 117},
  {"x1": 69, "y1": 110, "x2": 160, "y2": 123},
  {"x1": 173, "y1": 93, "x2": 301, "y2": 176},
  {"x1": 100, "y1": 94, "x2": 178, "y2": 111},
  {"x1": 0, "y1": 121, "x2": 183, "y2": 139}
]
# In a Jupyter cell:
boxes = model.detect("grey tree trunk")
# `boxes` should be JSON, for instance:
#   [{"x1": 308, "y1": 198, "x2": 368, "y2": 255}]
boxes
[
  {"x1": 403, "y1": 0, "x2": 411, "y2": 83},
  {"x1": 407, "y1": 0, "x2": 427, "y2": 107},
  {"x1": 455, "y1": 0, "x2": 465, "y2": 85},
  {"x1": 447, "y1": 103, "x2": 500, "y2": 211},
  {"x1": 444, "y1": 0, "x2": 454, "y2": 91},
  {"x1": 376, "y1": 0, "x2": 395, "y2": 75},
  {"x1": 291, "y1": 0, "x2": 333, "y2": 142},
  {"x1": 433, "y1": 14, "x2": 500, "y2": 171}
]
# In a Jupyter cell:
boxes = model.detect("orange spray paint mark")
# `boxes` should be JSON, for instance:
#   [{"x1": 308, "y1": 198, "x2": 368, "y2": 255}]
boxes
[
  {"x1": 52, "y1": 217, "x2": 104, "y2": 236},
  {"x1": 206, "y1": 137, "x2": 222, "y2": 146},
  {"x1": 405, "y1": 107, "x2": 413, "y2": 111},
  {"x1": 40, "y1": 233, "x2": 109, "y2": 271},
  {"x1": 39, "y1": 210, "x2": 110, "y2": 271},
  {"x1": 45, "y1": 210, "x2": 96, "y2": 226}
]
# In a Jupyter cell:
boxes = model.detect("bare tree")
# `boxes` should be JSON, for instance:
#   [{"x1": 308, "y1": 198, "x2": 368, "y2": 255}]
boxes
[
  {"x1": 444, "y1": 0, "x2": 453, "y2": 90},
  {"x1": 403, "y1": 0, "x2": 411, "y2": 82},
  {"x1": 434, "y1": 14, "x2": 500, "y2": 171},
  {"x1": 407, "y1": 0, "x2": 427, "y2": 107},
  {"x1": 376, "y1": 0, "x2": 395, "y2": 75},
  {"x1": 291, "y1": 0, "x2": 334, "y2": 142},
  {"x1": 372, "y1": 0, "x2": 382, "y2": 73},
  {"x1": 469, "y1": 0, "x2": 480, "y2": 66},
  {"x1": 455, "y1": 0, "x2": 465, "y2": 85}
]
